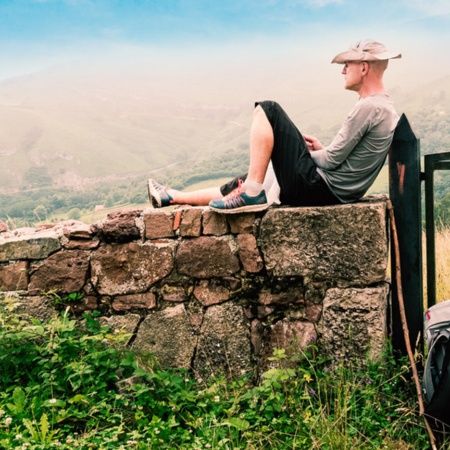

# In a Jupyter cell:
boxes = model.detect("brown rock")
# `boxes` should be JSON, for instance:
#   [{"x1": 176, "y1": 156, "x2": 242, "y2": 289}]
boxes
[
  {"x1": 132, "y1": 304, "x2": 197, "y2": 369},
  {"x1": 305, "y1": 302, "x2": 322, "y2": 323},
  {"x1": 160, "y1": 285, "x2": 187, "y2": 302},
  {"x1": 143, "y1": 210, "x2": 174, "y2": 239},
  {"x1": 91, "y1": 242, "x2": 174, "y2": 295},
  {"x1": 202, "y1": 210, "x2": 228, "y2": 236},
  {"x1": 112, "y1": 292, "x2": 157, "y2": 311},
  {"x1": 261, "y1": 319, "x2": 317, "y2": 367},
  {"x1": 228, "y1": 213, "x2": 256, "y2": 234},
  {"x1": 237, "y1": 233, "x2": 263, "y2": 273},
  {"x1": 29, "y1": 250, "x2": 90, "y2": 293},
  {"x1": 193, "y1": 279, "x2": 230, "y2": 306},
  {"x1": 176, "y1": 236, "x2": 239, "y2": 278},
  {"x1": 63, "y1": 223, "x2": 93, "y2": 239},
  {"x1": 64, "y1": 239, "x2": 100, "y2": 250},
  {"x1": 258, "y1": 287, "x2": 304, "y2": 306},
  {"x1": 180, "y1": 208, "x2": 202, "y2": 237},
  {"x1": 93, "y1": 209, "x2": 141, "y2": 243},
  {"x1": 0, "y1": 232, "x2": 61, "y2": 262},
  {"x1": 0, "y1": 261, "x2": 28, "y2": 290}
]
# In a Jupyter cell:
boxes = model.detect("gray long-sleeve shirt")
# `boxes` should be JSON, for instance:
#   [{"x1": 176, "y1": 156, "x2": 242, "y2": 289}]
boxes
[{"x1": 310, "y1": 93, "x2": 399, "y2": 203}]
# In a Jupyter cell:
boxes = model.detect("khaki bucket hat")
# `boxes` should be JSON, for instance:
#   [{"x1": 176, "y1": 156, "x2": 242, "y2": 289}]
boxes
[{"x1": 332, "y1": 39, "x2": 402, "y2": 64}]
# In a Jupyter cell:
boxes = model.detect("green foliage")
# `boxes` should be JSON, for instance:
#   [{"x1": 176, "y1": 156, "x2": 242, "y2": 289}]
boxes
[{"x1": 0, "y1": 296, "x2": 447, "y2": 449}]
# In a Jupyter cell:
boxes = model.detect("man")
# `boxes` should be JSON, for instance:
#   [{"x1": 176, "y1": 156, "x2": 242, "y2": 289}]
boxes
[{"x1": 148, "y1": 39, "x2": 401, "y2": 214}]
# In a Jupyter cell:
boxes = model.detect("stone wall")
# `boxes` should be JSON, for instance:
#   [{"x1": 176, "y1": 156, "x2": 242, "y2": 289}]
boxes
[{"x1": 0, "y1": 196, "x2": 389, "y2": 378}]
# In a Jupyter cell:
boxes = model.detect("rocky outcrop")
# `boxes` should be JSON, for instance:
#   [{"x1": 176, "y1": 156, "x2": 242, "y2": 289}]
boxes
[{"x1": 0, "y1": 196, "x2": 390, "y2": 377}]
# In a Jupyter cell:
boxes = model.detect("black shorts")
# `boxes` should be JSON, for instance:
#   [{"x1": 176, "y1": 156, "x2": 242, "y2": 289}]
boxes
[{"x1": 220, "y1": 101, "x2": 340, "y2": 207}]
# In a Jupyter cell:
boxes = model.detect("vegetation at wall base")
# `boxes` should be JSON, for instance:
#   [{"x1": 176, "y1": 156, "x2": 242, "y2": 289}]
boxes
[{"x1": 0, "y1": 296, "x2": 448, "y2": 450}]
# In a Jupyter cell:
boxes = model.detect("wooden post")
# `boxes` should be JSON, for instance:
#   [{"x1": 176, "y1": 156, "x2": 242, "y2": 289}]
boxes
[{"x1": 388, "y1": 114, "x2": 423, "y2": 355}]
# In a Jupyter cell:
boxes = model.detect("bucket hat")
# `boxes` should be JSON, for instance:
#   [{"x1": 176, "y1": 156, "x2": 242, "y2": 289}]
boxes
[{"x1": 332, "y1": 40, "x2": 401, "y2": 64}]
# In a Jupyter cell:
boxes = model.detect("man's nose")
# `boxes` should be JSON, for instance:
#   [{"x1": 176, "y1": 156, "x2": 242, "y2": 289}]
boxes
[{"x1": 342, "y1": 66, "x2": 347, "y2": 74}]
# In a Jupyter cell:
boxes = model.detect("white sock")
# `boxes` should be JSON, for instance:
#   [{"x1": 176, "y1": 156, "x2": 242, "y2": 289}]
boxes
[{"x1": 243, "y1": 179, "x2": 263, "y2": 196}]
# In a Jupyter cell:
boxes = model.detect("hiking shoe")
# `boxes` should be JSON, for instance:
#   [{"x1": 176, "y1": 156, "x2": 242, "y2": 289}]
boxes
[
  {"x1": 209, "y1": 181, "x2": 269, "y2": 214},
  {"x1": 147, "y1": 179, "x2": 173, "y2": 208}
]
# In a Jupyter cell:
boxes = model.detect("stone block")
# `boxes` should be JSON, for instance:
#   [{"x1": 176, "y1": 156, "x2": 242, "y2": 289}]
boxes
[
  {"x1": 132, "y1": 304, "x2": 197, "y2": 369},
  {"x1": 180, "y1": 207, "x2": 202, "y2": 237},
  {"x1": 100, "y1": 313, "x2": 141, "y2": 343},
  {"x1": 176, "y1": 236, "x2": 239, "y2": 278},
  {"x1": 92, "y1": 209, "x2": 142, "y2": 243},
  {"x1": 0, "y1": 261, "x2": 28, "y2": 290},
  {"x1": 0, "y1": 231, "x2": 61, "y2": 262},
  {"x1": 91, "y1": 241, "x2": 174, "y2": 295},
  {"x1": 112, "y1": 292, "x2": 157, "y2": 311},
  {"x1": 319, "y1": 284, "x2": 389, "y2": 361},
  {"x1": 228, "y1": 213, "x2": 256, "y2": 234},
  {"x1": 258, "y1": 319, "x2": 317, "y2": 369},
  {"x1": 29, "y1": 250, "x2": 90, "y2": 293},
  {"x1": 193, "y1": 279, "x2": 230, "y2": 306},
  {"x1": 194, "y1": 302, "x2": 251, "y2": 379},
  {"x1": 143, "y1": 210, "x2": 174, "y2": 239},
  {"x1": 259, "y1": 201, "x2": 387, "y2": 284},
  {"x1": 237, "y1": 233, "x2": 263, "y2": 273},
  {"x1": 202, "y1": 210, "x2": 228, "y2": 236}
]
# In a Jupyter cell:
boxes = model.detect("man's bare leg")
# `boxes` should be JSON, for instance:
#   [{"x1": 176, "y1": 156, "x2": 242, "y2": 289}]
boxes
[
  {"x1": 168, "y1": 187, "x2": 222, "y2": 206},
  {"x1": 246, "y1": 105, "x2": 274, "y2": 187}
]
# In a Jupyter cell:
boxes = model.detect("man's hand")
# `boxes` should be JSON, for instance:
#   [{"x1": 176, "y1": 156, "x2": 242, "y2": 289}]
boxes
[{"x1": 303, "y1": 134, "x2": 324, "y2": 151}]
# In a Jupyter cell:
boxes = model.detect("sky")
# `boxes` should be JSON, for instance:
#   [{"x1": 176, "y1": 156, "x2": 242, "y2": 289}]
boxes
[{"x1": 1, "y1": 0, "x2": 450, "y2": 87}]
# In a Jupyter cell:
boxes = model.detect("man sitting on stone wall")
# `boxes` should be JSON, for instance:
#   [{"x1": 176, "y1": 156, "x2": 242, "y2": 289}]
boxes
[{"x1": 148, "y1": 40, "x2": 401, "y2": 214}]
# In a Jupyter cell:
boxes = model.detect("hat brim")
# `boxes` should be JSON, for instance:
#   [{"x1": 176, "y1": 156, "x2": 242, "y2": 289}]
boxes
[{"x1": 331, "y1": 50, "x2": 402, "y2": 64}]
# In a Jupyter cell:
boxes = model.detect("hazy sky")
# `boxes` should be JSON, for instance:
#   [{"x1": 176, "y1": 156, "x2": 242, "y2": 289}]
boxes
[{"x1": 1, "y1": 0, "x2": 450, "y2": 87}]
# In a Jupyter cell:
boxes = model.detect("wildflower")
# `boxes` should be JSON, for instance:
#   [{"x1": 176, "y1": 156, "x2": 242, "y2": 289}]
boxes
[
  {"x1": 303, "y1": 373, "x2": 312, "y2": 383},
  {"x1": 214, "y1": 395, "x2": 220, "y2": 402},
  {"x1": 154, "y1": 428, "x2": 160, "y2": 435},
  {"x1": 49, "y1": 398, "x2": 57, "y2": 404},
  {"x1": 5, "y1": 417, "x2": 12, "y2": 425},
  {"x1": 308, "y1": 388, "x2": 316, "y2": 396},
  {"x1": 15, "y1": 434, "x2": 23, "y2": 440},
  {"x1": 0, "y1": 410, "x2": 5, "y2": 417}
]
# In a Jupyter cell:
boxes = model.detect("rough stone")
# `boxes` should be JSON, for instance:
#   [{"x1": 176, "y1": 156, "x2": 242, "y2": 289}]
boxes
[
  {"x1": 68, "y1": 295, "x2": 98, "y2": 313},
  {"x1": 143, "y1": 210, "x2": 174, "y2": 239},
  {"x1": 259, "y1": 319, "x2": 317, "y2": 368},
  {"x1": 176, "y1": 236, "x2": 240, "y2": 278},
  {"x1": 319, "y1": 284, "x2": 389, "y2": 361},
  {"x1": 193, "y1": 279, "x2": 230, "y2": 306},
  {"x1": 160, "y1": 285, "x2": 187, "y2": 302},
  {"x1": 228, "y1": 213, "x2": 256, "y2": 234},
  {"x1": 180, "y1": 207, "x2": 202, "y2": 237},
  {"x1": 64, "y1": 238, "x2": 100, "y2": 250},
  {"x1": 259, "y1": 201, "x2": 387, "y2": 284},
  {"x1": 132, "y1": 304, "x2": 197, "y2": 369},
  {"x1": 14, "y1": 295, "x2": 57, "y2": 323},
  {"x1": 0, "y1": 232, "x2": 61, "y2": 262},
  {"x1": 258, "y1": 286, "x2": 304, "y2": 306},
  {"x1": 29, "y1": 250, "x2": 90, "y2": 293},
  {"x1": 0, "y1": 261, "x2": 28, "y2": 291},
  {"x1": 91, "y1": 242, "x2": 174, "y2": 295},
  {"x1": 237, "y1": 233, "x2": 263, "y2": 273},
  {"x1": 305, "y1": 302, "x2": 322, "y2": 323},
  {"x1": 202, "y1": 210, "x2": 228, "y2": 236},
  {"x1": 100, "y1": 313, "x2": 141, "y2": 344},
  {"x1": 194, "y1": 302, "x2": 251, "y2": 379},
  {"x1": 63, "y1": 223, "x2": 93, "y2": 239},
  {"x1": 93, "y1": 209, "x2": 141, "y2": 243},
  {"x1": 112, "y1": 292, "x2": 157, "y2": 311}
]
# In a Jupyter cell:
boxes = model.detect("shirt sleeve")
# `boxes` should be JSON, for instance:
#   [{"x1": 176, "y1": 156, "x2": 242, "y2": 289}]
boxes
[{"x1": 310, "y1": 99, "x2": 377, "y2": 170}]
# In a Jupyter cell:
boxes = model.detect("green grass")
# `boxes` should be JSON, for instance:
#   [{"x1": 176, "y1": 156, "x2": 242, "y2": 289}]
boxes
[{"x1": 1, "y1": 294, "x2": 447, "y2": 450}]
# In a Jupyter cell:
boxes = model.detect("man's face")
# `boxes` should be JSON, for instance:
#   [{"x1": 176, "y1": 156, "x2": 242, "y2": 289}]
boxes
[{"x1": 342, "y1": 61, "x2": 366, "y2": 92}]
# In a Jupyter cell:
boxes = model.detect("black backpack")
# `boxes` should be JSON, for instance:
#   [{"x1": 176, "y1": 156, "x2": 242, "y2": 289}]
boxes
[{"x1": 422, "y1": 299, "x2": 450, "y2": 427}]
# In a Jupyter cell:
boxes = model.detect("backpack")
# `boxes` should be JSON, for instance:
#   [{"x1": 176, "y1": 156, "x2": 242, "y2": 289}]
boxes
[{"x1": 422, "y1": 299, "x2": 450, "y2": 427}]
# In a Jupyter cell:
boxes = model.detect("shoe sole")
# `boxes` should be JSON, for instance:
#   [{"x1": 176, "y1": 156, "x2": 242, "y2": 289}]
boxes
[
  {"x1": 209, "y1": 203, "x2": 269, "y2": 214},
  {"x1": 147, "y1": 180, "x2": 162, "y2": 208}
]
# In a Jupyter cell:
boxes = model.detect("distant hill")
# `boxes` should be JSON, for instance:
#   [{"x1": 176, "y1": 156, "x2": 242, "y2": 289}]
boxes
[{"x1": 0, "y1": 66, "x2": 449, "y2": 224}]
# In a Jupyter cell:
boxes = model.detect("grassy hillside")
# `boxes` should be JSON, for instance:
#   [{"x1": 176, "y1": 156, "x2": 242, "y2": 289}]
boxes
[{"x1": 0, "y1": 67, "x2": 449, "y2": 224}]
